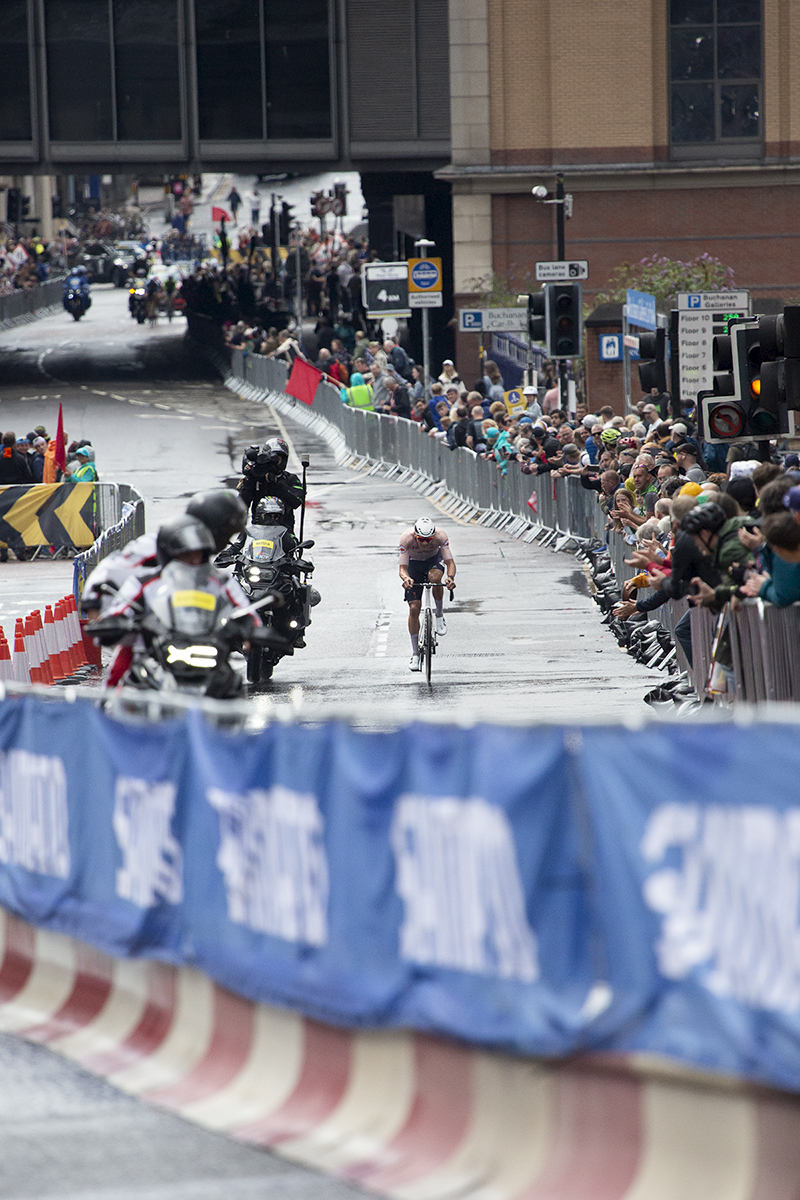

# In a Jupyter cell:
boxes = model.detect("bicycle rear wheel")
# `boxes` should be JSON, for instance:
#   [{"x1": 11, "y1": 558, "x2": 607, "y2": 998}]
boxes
[{"x1": 421, "y1": 609, "x2": 433, "y2": 685}]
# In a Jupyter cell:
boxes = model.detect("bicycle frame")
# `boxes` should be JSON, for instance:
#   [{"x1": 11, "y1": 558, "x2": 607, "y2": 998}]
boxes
[{"x1": 418, "y1": 581, "x2": 437, "y2": 685}]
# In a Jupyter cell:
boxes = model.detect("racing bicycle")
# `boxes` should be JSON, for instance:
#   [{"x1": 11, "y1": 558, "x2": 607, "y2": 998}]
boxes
[{"x1": 418, "y1": 580, "x2": 454, "y2": 686}]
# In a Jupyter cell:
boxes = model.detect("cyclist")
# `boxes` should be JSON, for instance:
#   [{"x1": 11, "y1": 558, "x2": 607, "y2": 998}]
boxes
[{"x1": 399, "y1": 517, "x2": 456, "y2": 672}]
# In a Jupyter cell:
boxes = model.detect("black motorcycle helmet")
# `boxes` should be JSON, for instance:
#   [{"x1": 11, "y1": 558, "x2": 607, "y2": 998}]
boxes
[
  {"x1": 156, "y1": 515, "x2": 215, "y2": 566},
  {"x1": 261, "y1": 437, "x2": 289, "y2": 473},
  {"x1": 186, "y1": 489, "x2": 247, "y2": 552},
  {"x1": 680, "y1": 502, "x2": 728, "y2": 538},
  {"x1": 253, "y1": 497, "x2": 285, "y2": 523}
]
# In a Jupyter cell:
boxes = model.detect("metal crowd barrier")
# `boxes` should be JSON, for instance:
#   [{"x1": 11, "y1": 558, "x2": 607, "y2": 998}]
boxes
[
  {"x1": 229, "y1": 352, "x2": 800, "y2": 705},
  {"x1": 0, "y1": 276, "x2": 67, "y2": 330},
  {"x1": 72, "y1": 484, "x2": 146, "y2": 600}
]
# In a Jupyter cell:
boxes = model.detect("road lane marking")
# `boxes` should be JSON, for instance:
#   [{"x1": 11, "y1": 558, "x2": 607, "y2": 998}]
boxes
[
  {"x1": 266, "y1": 402, "x2": 302, "y2": 474},
  {"x1": 374, "y1": 611, "x2": 392, "y2": 657}
]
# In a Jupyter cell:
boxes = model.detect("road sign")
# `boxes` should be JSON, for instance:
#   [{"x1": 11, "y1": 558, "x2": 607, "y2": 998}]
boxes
[
  {"x1": 625, "y1": 289, "x2": 657, "y2": 330},
  {"x1": 409, "y1": 293, "x2": 443, "y2": 308},
  {"x1": 408, "y1": 257, "x2": 442, "y2": 293},
  {"x1": 535, "y1": 260, "x2": 589, "y2": 281},
  {"x1": 362, "y1": 263, "x2": 411, "y2": 318},
  {"x1": 678, "y1": 291, "x2": 750, "y2": 313},
  {"x1": 457, "y1": 308, "x2": 527, "y2": 333},
  {"x1": 598, "y1": 334, "x2": 639, "y2": 362},
  {"x1": 504, "y1": 389, "x2": 526, "y2": 415},
  {"x1": 678, "y1": 308, "x2": 748, "y2": 402}
]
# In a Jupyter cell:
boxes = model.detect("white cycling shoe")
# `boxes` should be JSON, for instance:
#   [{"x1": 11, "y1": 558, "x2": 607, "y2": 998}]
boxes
[
  {"x1": 435, "y1": 616, "x2": 447, "y2": 636},
  {"x1": 409, "y1": 654, "x2": 421, "y2": 672}
]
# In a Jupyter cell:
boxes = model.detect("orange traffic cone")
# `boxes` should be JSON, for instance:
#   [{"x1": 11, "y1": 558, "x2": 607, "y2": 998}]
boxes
[
  {"x1": 0, "y1": 629, "x2": 11, "y2": 683},
  {"x1": 43, "y1": 605, "x2": 66, "y2": 681},
  {"x1": 12, "y1": 618, "x2": 30, "y2": 684},
  {"x1": 25, "y1": 614, "x2": 42, "y2": 684},
  {"x1": 65, "y1": 594, "x2": 87, "y2": 667},
  {"x1": 33, "y1": 611, "x2": 54, "y2": 686},
  {"x1": 54, "y1": 601, "x2": 75, "y2": 675}
]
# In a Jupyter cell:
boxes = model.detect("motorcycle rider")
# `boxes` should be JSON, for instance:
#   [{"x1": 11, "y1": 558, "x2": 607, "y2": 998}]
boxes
[
  {"x1": 62, "y1": 264, "x2": 91, "y2": 313},
  {"x1": 81, "y1": 489, "x2": 248, "y2": 686},
  {"x1": 239, "y1": 437, "x2": 303, "y2": 531},
  {"x1": 93, "y1": 515, "x2": 258, "y2": 695}
]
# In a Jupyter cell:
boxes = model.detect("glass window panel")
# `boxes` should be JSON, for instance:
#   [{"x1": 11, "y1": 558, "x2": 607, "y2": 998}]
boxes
[
  {"x1": 114, "y1": 1, "x2": 181, "y2": 140},
  {"x1": 671, "y1": 82, "x2": 715, "y2": 141},
  {"x1": 721, "y1": 83, "x2": 760, "y2": 136},
  {"x1": 196, "y1": 0, "x2": 262, "y2": 140},
  {"x1": 717, "y1": 0, "x2": 760, "y2": 23},
  {"x1": 671, "y1": 0, "x2": 713, "y2": 23},
  {"x1": 717, "y1": 26, "x2": 760, "y2": 78},
  {"x1": 671, "y1": 28, "x2": 714, "y2": 80},
  {"x1": 264, "y1": 0, "x2": 331, "y2": 139},
  {"x1": 46, "y1": 0, "x2": 113, "y2": 140},
  {"x1": 0, "y1": 2, "x2": 32, "y2": 141}
]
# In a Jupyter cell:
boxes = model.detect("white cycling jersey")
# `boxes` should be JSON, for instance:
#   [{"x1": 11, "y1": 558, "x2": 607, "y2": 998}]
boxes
[{"x1": 398, "y1": 527, "x2": 453, "y2": 565}]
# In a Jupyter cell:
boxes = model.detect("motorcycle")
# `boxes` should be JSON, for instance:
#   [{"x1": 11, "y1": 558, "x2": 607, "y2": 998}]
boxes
[
  {"x1": 90, "y1": 560, "x2": 284, "y2": 699},
  {"x1": 222, "y1": 524, "x2": 319, "y2": 684},
  {"x1": 64, "y1": 287, "x2": 90, "y2": 321},
  {"x1": 128, "y1": 281, "x2": 148, "y2": 324}
]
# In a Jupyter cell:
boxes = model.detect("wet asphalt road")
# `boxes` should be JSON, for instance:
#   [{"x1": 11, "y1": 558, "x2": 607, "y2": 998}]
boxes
[{"x1": 0, "y1": 288, "x2": 655, "y2": 1197}]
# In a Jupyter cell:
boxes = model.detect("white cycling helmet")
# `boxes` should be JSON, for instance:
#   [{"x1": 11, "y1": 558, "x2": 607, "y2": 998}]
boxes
[{"x1": 414, "y1": 517, "x2": 436, "y2": 539}]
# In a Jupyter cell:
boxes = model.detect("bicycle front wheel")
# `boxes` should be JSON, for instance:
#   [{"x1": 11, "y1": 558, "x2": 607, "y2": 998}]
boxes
[{"x1": 421, "y1": 609, "x2": 433, "y2": 685}]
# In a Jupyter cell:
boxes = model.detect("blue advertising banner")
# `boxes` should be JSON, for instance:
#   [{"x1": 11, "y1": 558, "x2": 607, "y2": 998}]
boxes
[{"x1": 3, "y1": 693, "x2": 800, "y2": 1090}]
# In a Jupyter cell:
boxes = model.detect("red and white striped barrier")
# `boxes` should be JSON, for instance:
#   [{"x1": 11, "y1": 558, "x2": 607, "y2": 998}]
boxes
[
  {"x1": 0, "y1": 906, "x2": 798, "y2": 1200},
  {"x1": 0, "y1": 594, "x2": 90, "y2": 686}
]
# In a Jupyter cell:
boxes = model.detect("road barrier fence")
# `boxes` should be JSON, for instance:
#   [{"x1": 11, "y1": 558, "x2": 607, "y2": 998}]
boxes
[
  {"x1": 229, "y1": 349, "x2": 798, "y2": 704},
  {"x1": 72, "y1": 483, "x2": 146, "y2": 599},
  {"x1": 0, "y1": 275, "x2": 67, "y2": 330}
]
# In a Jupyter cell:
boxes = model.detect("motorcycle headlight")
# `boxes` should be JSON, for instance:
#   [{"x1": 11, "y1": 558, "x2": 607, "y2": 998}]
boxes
[{"x1": 248, "y1": 568, "x2": 261, "y2": 580}]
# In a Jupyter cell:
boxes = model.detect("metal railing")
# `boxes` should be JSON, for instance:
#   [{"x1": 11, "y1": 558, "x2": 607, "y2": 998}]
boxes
[
  {"x1": 227, "y1": 351, "x2": 800, "y2": 705},
  {"x1": 72, "y1": 484, "x2": 146, "y2": 600},
  {"x1": 0, "y1": 276, "x2": 67, "y2": 330}
]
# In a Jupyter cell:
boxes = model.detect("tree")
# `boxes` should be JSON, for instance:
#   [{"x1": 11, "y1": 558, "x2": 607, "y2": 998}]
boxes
[{"x1": 594, "y1": 253, "x2": 737, "y2": 313}]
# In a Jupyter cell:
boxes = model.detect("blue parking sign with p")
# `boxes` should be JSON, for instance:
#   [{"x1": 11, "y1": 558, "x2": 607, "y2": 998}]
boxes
[{"x1": 688, "y1": 294, "x2": 701, "y2": 308}]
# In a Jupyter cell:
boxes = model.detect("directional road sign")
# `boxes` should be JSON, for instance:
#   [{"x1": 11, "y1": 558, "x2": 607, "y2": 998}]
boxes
[
  {"x1": 625, "y1": 289, "x2": 657, "y2": 330},
  {"x1": 458, "y1": 308, "x2": 527, "y2": 333},
  {"x1": 678, "y1": 291, "x2": 751, "y2": 313},
  {"x1": 535, "y1": 260, "x2": 589, "y2": 282},
  {"x1": 362, "y1": 263, "x2": 411, "y2": 318}
]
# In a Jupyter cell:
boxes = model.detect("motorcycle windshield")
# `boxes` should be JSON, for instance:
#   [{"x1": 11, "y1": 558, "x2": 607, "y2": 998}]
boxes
[
  {"x1": 243, "y1": 525, "x2": 286, "y2": 563},
  {"x1": 160, "y1": 562, "x2": 221, "y2": 636}
]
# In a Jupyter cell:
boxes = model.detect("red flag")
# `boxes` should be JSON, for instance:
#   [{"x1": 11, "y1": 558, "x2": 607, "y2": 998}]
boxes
[
  {"x1": 54, "y1": 403, "x2": 66, "y2": 473},
  {"x1": 286, "y1": 358, "x2": 323, "y2": 407},
  {"x1": 527, "y1": 490, "x2": 538, "y2": 513},
  {"x1": 212, "y1": 206, "x2": 231, "y2": 223}
]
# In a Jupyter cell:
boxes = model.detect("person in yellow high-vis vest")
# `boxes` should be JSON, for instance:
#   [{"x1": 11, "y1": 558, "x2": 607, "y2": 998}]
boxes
[{"x1": 340, "y1": 371, "x2": 374, "y2": 409}]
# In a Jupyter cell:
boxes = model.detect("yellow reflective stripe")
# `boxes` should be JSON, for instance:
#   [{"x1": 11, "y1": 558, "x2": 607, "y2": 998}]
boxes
[{"x1": 171, "y1": 590, "x2": 217, "y2": 611}]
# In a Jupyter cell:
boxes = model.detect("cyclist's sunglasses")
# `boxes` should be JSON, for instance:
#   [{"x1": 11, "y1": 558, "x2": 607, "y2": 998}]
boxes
[{"x1": 415, "y1": 534, "x2": 433, "y2": 543}]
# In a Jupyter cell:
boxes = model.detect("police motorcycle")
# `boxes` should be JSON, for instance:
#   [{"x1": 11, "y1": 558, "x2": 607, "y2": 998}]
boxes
[
  {"x1": 128, "y1": 261, "x2": 150, "y2": 323},
  {"x1": 91, "y1": 516, "x2": 287, "y2": 699},
  {"x1": 63, "y1": 266, "x2": 91, "y2": 321},
  {"x1": 217, "y1": 497, "x2": 320, "y2": 684}
]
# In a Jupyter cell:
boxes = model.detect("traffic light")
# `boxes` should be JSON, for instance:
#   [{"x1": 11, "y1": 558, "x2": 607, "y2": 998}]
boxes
[
  {"x1": 20, "y1": 194, "x2": 30, "y2": 220},
  {"x1": 637, "y1": 328, "x2": 667, "y2": 393},
  {"x1": 545, "y1": 282, "x2": 582, "y2": 358},
  {"x1": 332, "y1": 181, "x2": 347, "y2": 216},
  {"x1": 528, "y1": 290, "x2": 546, "y2": 344},
  {"x1": 701, "y1": 310, "x2": 800, "y2": 443},
  {"x1": 279, "y1": 201, "x2": 294, "y2": 245},
  {"x1": 6, "y1": 187, "x2": 19, "y2": 223}
]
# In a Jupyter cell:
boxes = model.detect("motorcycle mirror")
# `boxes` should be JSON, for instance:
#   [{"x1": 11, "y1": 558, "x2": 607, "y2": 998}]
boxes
[
  {"x1": 298, "y1": 539, "x2": 315, "y2": 549},
  {"x1": 301, "y1": 453, "x2": 310, "y2": 466}
]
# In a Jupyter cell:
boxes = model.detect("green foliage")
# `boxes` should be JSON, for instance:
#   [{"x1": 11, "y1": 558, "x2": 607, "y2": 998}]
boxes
[
  {"x1": 461, "y1": 271, "x2": 536, "y2": 309},
  {"x1": 594, "y1": 253, "x2": 737, "y2": 312}
]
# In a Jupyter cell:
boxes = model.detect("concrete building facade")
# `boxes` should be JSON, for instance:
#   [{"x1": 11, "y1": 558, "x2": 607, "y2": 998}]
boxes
[{"x1": 441, "y1": 0, "x2": 800, "y2": 388}]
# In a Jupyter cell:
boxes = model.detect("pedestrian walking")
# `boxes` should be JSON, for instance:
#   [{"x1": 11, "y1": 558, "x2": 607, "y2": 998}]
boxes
[
  {"x1": 227, "y1": 185, "x2": 242, "y2": 224},
  {"x1": 247, "y1": 187, "x2": 261, "y2": 228}
]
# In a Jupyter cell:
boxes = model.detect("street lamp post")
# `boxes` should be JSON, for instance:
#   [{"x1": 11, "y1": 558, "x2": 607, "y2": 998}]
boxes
[
  {"x1": 533, "y1": 173, "x2": 573, "y2": 413},
  {"x1": 414, "y1": 237, "x2": 436, "y2": 402}
]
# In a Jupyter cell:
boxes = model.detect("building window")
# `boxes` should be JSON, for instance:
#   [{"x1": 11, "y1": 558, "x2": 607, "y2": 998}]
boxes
[
  {"x1": 45, "y1": 0, "x2": 181, "y2": 141},
  {"x1": 196, "y1": 0, "x2": 332, "y2": 141},
  {"x1": 0, "y1": 2, "x2": 32, "y2": 141},
  {"x1": 670, "y1": 0, "x2": 761, "y2": 152}
]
